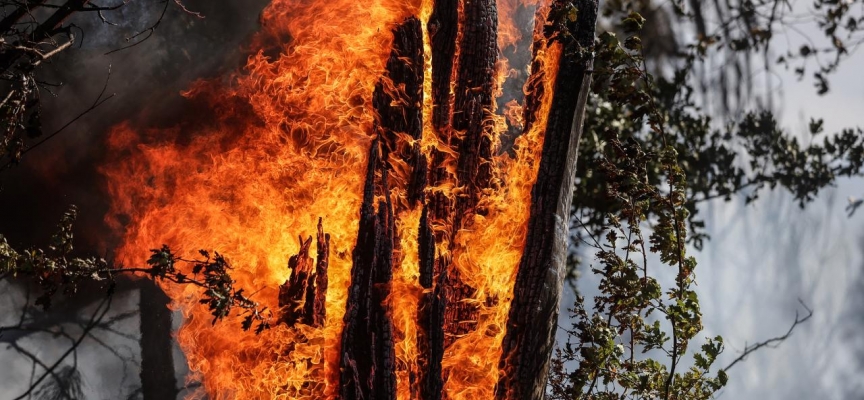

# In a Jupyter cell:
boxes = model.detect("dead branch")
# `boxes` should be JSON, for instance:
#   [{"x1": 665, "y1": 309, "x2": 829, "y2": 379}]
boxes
[{"x1": 722, "y1": 300, "x2": 814, "y2": 372}]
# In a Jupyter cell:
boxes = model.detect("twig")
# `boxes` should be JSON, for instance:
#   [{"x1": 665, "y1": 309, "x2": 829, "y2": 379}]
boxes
[
  {"x1": 722, "y1": 300, "x2": 813, "y2": 372},
  {"x1": 0, "y1": 65, "x2": 114, "y2": 171},
  {"x1": 13, "y1": 294, "x2": 113, "y2": 400}
]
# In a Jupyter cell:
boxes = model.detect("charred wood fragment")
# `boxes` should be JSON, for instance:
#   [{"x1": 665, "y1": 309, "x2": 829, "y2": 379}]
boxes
[
  {"x1": 497, "y1": 1, "x2": 599, "y2": 399},
  {"x1": 306, "y1": 218, "x2": 329, "y2": 327},
  {"x1": 279, "y1": 235, "x2": 314, "y2": 326},
  {"x1": 278, "y1": 219, "x2": 330, "y2": 328}
]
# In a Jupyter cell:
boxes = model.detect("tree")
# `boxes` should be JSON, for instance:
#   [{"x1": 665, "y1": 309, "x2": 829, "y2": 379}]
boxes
[{"x1": 1, "y1": 0, "x2": 863, "y2": 399}]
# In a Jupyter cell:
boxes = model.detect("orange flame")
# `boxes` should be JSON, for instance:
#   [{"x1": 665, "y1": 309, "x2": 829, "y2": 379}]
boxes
[{"x1": 102, "y1": 0, "x2": 561, "y2": 398}]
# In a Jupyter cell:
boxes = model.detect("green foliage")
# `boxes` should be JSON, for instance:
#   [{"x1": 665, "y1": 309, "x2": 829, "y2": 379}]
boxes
[
  {"x1": 0, "y1": 206, "x2": 271, "y2": 333},
  {"x1": 552, "y1": 0, "x2": 856, "y2": 396},
  {"x1": 571, "y1": 3, "x2": 864, "y2": 257}
]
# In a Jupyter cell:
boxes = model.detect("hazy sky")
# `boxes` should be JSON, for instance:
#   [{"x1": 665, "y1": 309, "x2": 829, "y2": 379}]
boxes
[{"x1": 698, "y1": 12, "x2": 864, "y2": 398}]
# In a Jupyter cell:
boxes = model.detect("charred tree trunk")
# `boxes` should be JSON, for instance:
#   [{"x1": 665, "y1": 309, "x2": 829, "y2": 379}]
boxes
[
  {"x1": 339, "y1": 139, "x2": 398, "y2": 400},
  {"x1": 497, "y1": 1, "x2": 598, "y2": 399},
  {"x1": 439, "y1": 0, "x2": 498, "y2": 345},
  {"x1": 334, "y1": 1, "x2": 597, "y2": 398},
  {"x1": 339, "y1": 17, "x2": 424, "y2": 400},
  {"x1": 138, "y1": 280, "x2": 179, "y2": 400},
  {"x1": 418, "y1": 0, "x2": 458, "y2": 396}
]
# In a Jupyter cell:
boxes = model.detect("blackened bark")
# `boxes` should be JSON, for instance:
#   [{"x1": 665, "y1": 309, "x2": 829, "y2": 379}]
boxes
[
  {"x1": 338, "y1": 139, "x2": 397, "y2": 400},
  {"x1": 442, "y1": 0, "x2": 498, "y2": 349},
  {"x1": 418, "y1": 206, "x2": 436, "y2": 290},
  {"x1": 451, "y1": 0, "x2": 498, "y2": 220},
  {"x1": 497, "y1": 1, "x2": 598, "y2": 399},
  {"x1": 416, "y1": 205, "x2": 444, "y2": 400},
  {"x1": 138, "y1": 280, "x2": 179, "y2": 400},
  {"x1": 427, "y1": 0, "x2": 458, "y2": 131},
  {"x1": 374, "y1": 17, "x2": 427, "y2": 208}
]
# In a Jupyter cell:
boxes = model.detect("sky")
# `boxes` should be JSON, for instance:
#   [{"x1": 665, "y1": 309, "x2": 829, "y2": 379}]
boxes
[{"x1": 698, "y1": 7, "x2": 864, "y2": 398}]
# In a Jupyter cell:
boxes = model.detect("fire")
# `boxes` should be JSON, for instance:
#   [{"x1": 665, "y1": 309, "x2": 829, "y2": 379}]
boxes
[{"x1": 102, "y1": 0, "x2": 561, "y2": 398}]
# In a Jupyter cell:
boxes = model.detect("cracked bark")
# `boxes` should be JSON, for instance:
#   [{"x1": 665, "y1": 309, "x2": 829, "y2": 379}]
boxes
[{"x1": 496, "y1": 1, "x2": 598, "y2": 399}]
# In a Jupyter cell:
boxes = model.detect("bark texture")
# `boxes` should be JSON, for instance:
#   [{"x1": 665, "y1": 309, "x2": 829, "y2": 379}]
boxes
[
  {"x1": 339, "y1": 17, "x2": 425, "y2": 400},
  {"x1": 138, "y1": 280, "x2": 179, "y2": 400},
  {"x1": 417, "y1": 206, "x2": 445, "y2": 400},
  {"x1": 339, "y1": 139, "x2": 398, "y2": 400},
  {"x1": 497, "y1": 1, "x2": 598, "y2": 399},
  {"x1": 440, "y1": 0, "x2": 498, "y2": 350},
  {"x1": 374, "y1": 16, "x2": 426, "y2": 208},
  {"x1": 422, "y1": 2, "x2": 457, "y2": 388}
]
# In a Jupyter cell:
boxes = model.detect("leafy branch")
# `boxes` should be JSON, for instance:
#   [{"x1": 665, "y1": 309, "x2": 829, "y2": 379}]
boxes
[
  {"x1": 550, "y1": 8, "x2": 814, "y2": 399},
  {"x1": 0, "y1": 205, "x2": 272, "y2": 333}
]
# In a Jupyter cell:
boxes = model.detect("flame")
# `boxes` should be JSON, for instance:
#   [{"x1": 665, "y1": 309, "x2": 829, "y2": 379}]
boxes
[{"x1": 102, "y1": 0, "x2": 562, "y2": 398}]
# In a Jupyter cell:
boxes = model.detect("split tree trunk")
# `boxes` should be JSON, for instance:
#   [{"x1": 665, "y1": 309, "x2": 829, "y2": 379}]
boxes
[
  {"x1": 338, "y1": 17, "x2": 424, "y2": 400},
  {"x1": 279, "y1": 1, "x2": 598, "y2": 399}
]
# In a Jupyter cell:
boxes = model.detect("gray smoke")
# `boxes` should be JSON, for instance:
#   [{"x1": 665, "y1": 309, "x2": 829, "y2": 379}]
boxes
[
  {"x1": 0, "y1": 0, "x2": 270, "y2": 252},
  {"x1": 0, "y1": 2, "x2": 269, "y2": 399}
]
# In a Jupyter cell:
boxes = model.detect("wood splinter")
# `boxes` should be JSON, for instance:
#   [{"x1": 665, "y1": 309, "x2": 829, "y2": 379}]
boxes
[{"x1": 278, "y1": 217, "x2": 330, "y2": 328}]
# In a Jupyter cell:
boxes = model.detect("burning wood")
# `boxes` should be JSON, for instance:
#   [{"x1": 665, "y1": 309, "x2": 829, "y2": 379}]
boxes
[
  {"x1": 278, "y1": 218, "x2": 330, "y2": 328},
  {"x1": 103, "y1": 0, "x2": 598, "y2": 398},
  {"x1": 340, "y1": 139, "x2": 398, "y2": 400}
]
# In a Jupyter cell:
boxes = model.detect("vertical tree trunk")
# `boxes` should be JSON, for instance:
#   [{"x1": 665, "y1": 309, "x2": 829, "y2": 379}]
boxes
[
  {"x1": 138, "y1": 280, "x2": 179, "y2": 400},
  {"x1": 339, "y1": 17, "x2": 424, "y2": 400},
  {"x1": 497, "y1": 1, "x2": 598, "y2": 399},
  {"x1": 440, "y1": 0, "x2": 498, "y2": 345},
  {"x1": 334, "y1": 1, "x2": 598, "y2": 399}
]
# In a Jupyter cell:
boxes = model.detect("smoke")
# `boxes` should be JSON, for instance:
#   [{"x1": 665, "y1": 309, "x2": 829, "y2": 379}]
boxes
[
  {"x1": 0, "y1": 0, "x2": 270, "y2": 253},
  {"x1": 0, "y1": 3, "x2": 270, "y2": 398}
]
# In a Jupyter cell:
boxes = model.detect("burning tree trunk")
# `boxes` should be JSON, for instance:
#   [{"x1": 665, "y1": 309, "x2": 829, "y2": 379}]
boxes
[
  {"x1": 334, "y1": 1, "x2": 597, "y2": 399},
  {"x1": 497, "y1": 1, "x2": 598, "y2": 399}
]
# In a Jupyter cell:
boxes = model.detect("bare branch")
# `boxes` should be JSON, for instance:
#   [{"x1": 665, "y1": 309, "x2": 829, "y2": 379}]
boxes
[
  {"x1": 722, "y1": 300, "x2": 814, "y2": 372},
  {"x1": 12, "y1": 294, "x2": 112, "y2": 400}
]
